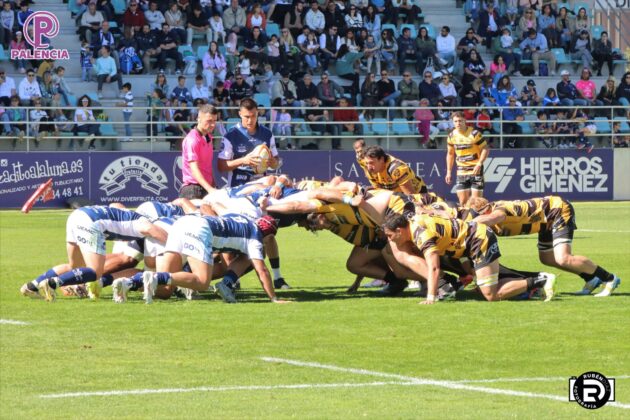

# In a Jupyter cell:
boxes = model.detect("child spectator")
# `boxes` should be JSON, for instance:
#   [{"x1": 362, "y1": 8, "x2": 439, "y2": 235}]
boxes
[
  {"x1": 52, "y1": 67, "x2": 73, "y2": 107},
  {"x1": 210, "y1": 12, "x2": 226, "y2": 43},
  {"x1": 212, "y1": 80, "x2": 229, "y2": 119},
  {"x1": 542, "y1": 87, "x2": 560, "y2": 115},
  {"x1": 414, "y1": 98, "x2": 438, "y2": 147},
  {"x1": 1, "y1": 95, "x2": 26, "y2": 148},
  {"x1": 80, "y1": 42, "x2": 94, "y2": 82},
  {"x1": 573, "y1": 108, "x2": 595, "y2": 153},
  {"x1": 171, "y1": 75, "x2": 192, "y2": 104},
  {"x1": 612, "y1": 122, "x2": 629, "y2": 148},
  {"x1": 553, "y1": 109, "x2": 574, "y2": 149},
  {"x1": 116, "y1": 82, "x2": 134, "y2": 141},
  {"x1": 535, "y1": 110, "x2": 554, "y2": 148},
  {"x1": 475, "y1": 107, "x2": 495, "y2": 146},
  {"x1": 520, "y1": 79, "x2": 540, "y2": 107},
  {"x1": 191, "y1": 74, "x2": 210, "y2": 101},
  {"x1": 272, "y1": 106, "x2": 292, "y2": 144}
]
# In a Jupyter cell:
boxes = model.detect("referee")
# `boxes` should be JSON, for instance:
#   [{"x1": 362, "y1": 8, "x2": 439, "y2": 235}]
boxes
[
  {"x1": 217, "y1": 97, "x2": 281, "y2": 187},
  {"x1": 445, "y1": 112, "x2": 489, "y2": 205}
]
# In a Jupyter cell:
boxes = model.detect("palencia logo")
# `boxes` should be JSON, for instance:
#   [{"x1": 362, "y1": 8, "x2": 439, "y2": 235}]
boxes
[{"x1": 99, "y1": 156, "x2": 167, "y2": 196}]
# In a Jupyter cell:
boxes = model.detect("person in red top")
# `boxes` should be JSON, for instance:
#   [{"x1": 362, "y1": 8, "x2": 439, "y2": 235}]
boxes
[
  {"x1": 331, "y1": 97, "x2": 360, "y2": 150},
  {"x1": 180, "y1": 104, "x2": 219, "y2": 199},
  {"x1": 122, "y1": 2, "x2": 146, "y2": 33}
]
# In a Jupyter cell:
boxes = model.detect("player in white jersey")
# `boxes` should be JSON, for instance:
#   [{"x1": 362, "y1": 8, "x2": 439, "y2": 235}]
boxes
[
  {"x1": 137, "y1": 214, "x2": 290, "y2": 304},
  {"x1": 27, "y1": 205, "x2": 168, "y2": 302},
  {"x1": 136, "y1": 201, "x2": 187, "y2": 221}
]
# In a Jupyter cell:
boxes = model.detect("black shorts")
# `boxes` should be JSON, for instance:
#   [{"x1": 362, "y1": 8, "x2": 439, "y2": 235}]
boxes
[
  {"x1": 537, "y1": 201, "x2": 577, "y2": 251},
  {"x1": 455, "y1": 172, "x2": 484, "y2": 192},
  {"x1": 179, "y1": 184, "x2": 208, "y2": 199}
]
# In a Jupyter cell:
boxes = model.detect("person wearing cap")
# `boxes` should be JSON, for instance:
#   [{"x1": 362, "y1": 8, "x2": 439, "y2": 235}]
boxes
[
  {"x1": 518, "y1": 28, "x2": 556, "y2": 76},
  {"x1": 556, "y1": 70, "x2": 588, "y2": 107},
  {"x1": 520, "y1": 79, "x2": 541, "y2": 107},
  {"x1": 0, "y1": 67, "x2": 16, "y2": 106},
  {"x1": 271, "y1": 69, "x2": 301, "y2": 111},
  {"x1": 79, "y1": 1, "x2": 105, "y2": 43}
]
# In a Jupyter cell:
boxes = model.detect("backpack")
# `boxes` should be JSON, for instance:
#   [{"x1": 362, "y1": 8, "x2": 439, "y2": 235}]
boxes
[{"x1": 539, "y1": 62, "x2": 548, "y2": 77}]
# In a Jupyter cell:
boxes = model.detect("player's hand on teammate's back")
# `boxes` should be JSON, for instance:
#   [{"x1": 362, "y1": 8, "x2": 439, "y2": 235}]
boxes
[{"x1": 269, "y1": 185, "x2": 282, "y2": 199}]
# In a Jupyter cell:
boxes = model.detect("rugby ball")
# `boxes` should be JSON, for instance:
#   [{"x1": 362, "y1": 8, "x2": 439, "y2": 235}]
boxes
[{"x1": 251, "y1": 143, "x2": 271, "y2": 174}]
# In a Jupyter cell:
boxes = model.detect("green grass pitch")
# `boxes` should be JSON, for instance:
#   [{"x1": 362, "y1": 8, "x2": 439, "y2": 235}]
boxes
[{"x1": 1, "y1": 202, "x2": 629, "y2": 418}]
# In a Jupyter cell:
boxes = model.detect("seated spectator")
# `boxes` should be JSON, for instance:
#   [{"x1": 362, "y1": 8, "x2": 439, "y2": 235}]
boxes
[
  {"x1": 38, "y1": 71, "x2": 62, "y2": 116},
  {"x1": 575, "y1": 68, "x2": 599, "y2": 106},
  {"x1": 122, "y1": 2, "x2": 146, "y2": 33},
  {"x1": 1, "y1": 95, "x2": 26, "y2": 147},
  {"x1": 343, "y1": 29, "x2": 360, "y2": 53},
  {"x1": 502, "y1": 96, "x2": 525, "y2": 147},
  {"x1": 538, "y1": 5, "x2": 558, "y2": 49},
  {"x1": 616, "y1": 72, "x2": 630, "y2": 107},
  {"x1": 519, "y1": 29, "x2": 557, "y2": 76},
  {"x1": 271, "y1": 69, "x2": 301, "y2": 110},
  {"x1": 518, "y1": 8, "x2": 537, "y2": 40},
  {"x1": 271, "y1": 104, "x2": 292, "y2": 142},
  {"x1": 457, "y1": 28, "x2": 483, "y2": 63},
  {"x1": 570, "y1": 30, "x2": 593, "y2": 71},
  {"x1": 573, "y1": 107, "x2": 595, "y2": 152},
  {"x1": 30, "y1": 96, "x2": 58, "y2": 145},
  {"x1": 284, "y1": 1, "x2": 305, "y2": 39},
  {"x1": 80, "y1": 1, "x2": 105, "y2": 43},
  {"x1": 504, "y1": 0, "x2": 518, "y2": 27},
  {"x1": 593, "y1": 31, "x2": 613, "y2": 77},
  {"x1": 323, "y1": 2, "x2": 343, "y2": 35},
  {"x1": 222, "y1": 0, "x2": 247, "y2": 39},
  {"x1": 520, "y1": 79, "x2": 541, "y2": 107},
  {"x1": 436, "y1": 26, "x2": 456, "y2": 69},
  {"x1": 279, "y1": 28, "x2": 300, "y2": 72},
  {"x1": 296, "y1": 73, "x2": 318, "y2": 102},
  {"x1": 418, "y1": 71, "x2": 442, "y2": 106},
  {"x1": 165, "y1": 2, "x2": 187, "y2": 44},
  {"x1": 556, "y1": 7, "x2": 575, "y2": 52},
  {"x1": 209, "y1": 12, "x2": 226, "y2": 44},
  {"x1": 553, "y1": 108, "x2": 574, "y2": 148},
  {"x1": 319, "y1": 25, "x2": 341, "y2": 72},
  {"x1": 415, "y1": 26, "x2": 436, "y2": 72},
  {"x1": 345, "y1": 5, "x2": 363, "y2": 32},
  {"x1": 146, "y1": 88, "x2": 166, "y2": 137},
  {"x1": 151, "y1": 71, "x2": 171, "y2": 98},
  {"x1": 438, "y1": 74, "x2": 457, "y2": 107},
  {"x1": 212, "y1": 80, "x2": 229, "y2": 119},
  {"x1": 379, "y1": 29, "x2": 397, "y2": 72},
  {"x1": 304, "y1": 96, "x2": 331, "y2": 136},
  {"x1": 237, "y1": 51, "x2": 252, "y2": 85},
  {"x1": 462, "y1": 49, "x2": 489, "y2": 92},
  {"x1": 0, "y1": 2, "x2": 13, "y2": 49},
  {"x1": 118, "y1": 28, "x2": 144, "y2": 75},
  {"x1": 335, "y1": 45, "x2": 362, "y2": 97},
  {"x1": 224, "y1": 33, "x2": 239, "y2": 73},
  {"x1": 464, "y1": 0, "x2": 481, "y2": 26},
  {"x1": 497, "y1": 28, "x2": 521, "y2": 75},
  {"x1": 229, "y1": 73, "x2": 251, "y2": 106},
  {"x1": 145, "y1": 1, "x2": 166, "y2": 32},
  {"x1": 317, "y1": 72, "x2": 344, "y2": 107},
  {"x1": 73, "y1": 95, "x2": 100, "y2": 149},
  {"x1": 397, "y1": 27, "x2": 419, "y2": 73},
  {"x1": 475, "y1": 107, "x2": 496, "y2": 147},
  {"x1": 490, "y1": 54, "x2": 507, "y2": 84},
  {"x1": 392, "y1": 0, "x2": 420, "y2": 25},
  {"x1": 596, "y1": 76, "x2": 617, "y2": 108},
  {"x1": 363, "y1": 5, "x2": 381, "y2": 40},
  {"x1": 191, "y1": 74, "x2": 210, "y2": 101},
  {"x1": 557, "y1": 69, "x2": 588, "y2": 106},
  {"x1": 542, "y1": 87, "x2": 560, "y2": 114},
  {"x1": 186, "y1": 5, "x2": 211, "y2": 45},
  {"x1": 493, "y1": 75, "x2": 518, "y2": 108},
  {"x1": 414, "y1": 98, "x2": 438, "y2": 147},
  {"x1": 478, "y1": 3, "x2": 501, "y2": 49},
  {"x1": 247, "y1": 3, "x2": 267, "y2": 31},
  {"x1": 0, "y1": 68, "x2": 16, "y2": 106},
  {"x1": 18, "y1": 70, "x2": 41, "y2": 106},
  {"x1": 305, "y1": 1, "x2": 325, "y2": 35},
  {"x1": 361, "y1": 73, "x2": 379, "y2": 120},
  {"x1": 398, "y1": 72, "x2": 420, "y2": 118},
  {"x1": 156, "y1": 23, "x2": 185, "y2": 74},
  {"x1": 267, "y1": 34, "x2": 282, "y2": 73},
  {"x1": 376, "y1": 69, "x2": 400, "y2": 111},
  {"x1": 95, "y1": 46, "x2": 123, "y2": 98},
  {"x1": 460, "y1": 78, "x2": 483, "y2": 107},
  {"x1": 575, "y1": 7, "x2": 590, "y2": 34},
  {"x1": 480, "y1": 76, "x2": 495, "y2": 108},
  {"x1": 301, "y1": 31, "x2": 320, "y2": 72},
  {"x1": 331, "y1": 97, "x2": 361, "y2": 149},
  {"x1": 91, "y1": 21, "x2": 117, "y2": 62},
  {"x1": 10, "y1": 31, "x2": 28, "y2": 74},
  {"x1": 202, "y1": 41, "x2": 227, "y2": 89},
  {"x1": 244, "y1": 26, "x2": 268, "y2": 65},
  {"x1": 136, "y1": 24, "x2": 160, "y2": 73},
  {"x1": 612, "y1": 121, "x2": 629, "y2": 148},
  {"x1": 535, "y1": 110, "x2": 554, "y2": 148},
  {"x1": 164, "y1": 97, "x2": 191, "y2": 150}
]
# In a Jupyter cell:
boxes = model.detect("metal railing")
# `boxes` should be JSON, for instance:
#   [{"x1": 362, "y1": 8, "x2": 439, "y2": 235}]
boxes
[{"x1": 1, "y1": 105, "x2": 628, "y2": 151}]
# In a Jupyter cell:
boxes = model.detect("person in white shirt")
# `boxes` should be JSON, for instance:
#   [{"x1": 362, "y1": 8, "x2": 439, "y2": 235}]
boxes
[
  {"x1": 210, "y1": 12, "x2": 226, "y2": 43},
  {"x1": 305, "y1": 1, "x2": 325, "y2": 35},
  {"x1": 144, "y1": 1, "x2": 166, "y2": 31},
  {"x1": 191, "y1": 74, "x2": 210, "y2": 101},
  {"x1": 0, "y1": 68, "x2": 16, "y2": 106},
  {"x1": 165, "y1": 2, "x2": 187, "y2": 44},
  {"x1": 79, "y1": 1, "x2": 104, "y2": 43},
  {"x1": 18, "y1": 70, "x2": 42, "y2": 105},
  {"x1": 436, "y1": 26, "x2": 456, "y2": 68}
]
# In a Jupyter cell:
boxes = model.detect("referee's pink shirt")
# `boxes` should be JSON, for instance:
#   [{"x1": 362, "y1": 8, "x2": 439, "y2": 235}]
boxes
[{"x1": 181, "y1": 128, "x2": 214, "y2": 187}]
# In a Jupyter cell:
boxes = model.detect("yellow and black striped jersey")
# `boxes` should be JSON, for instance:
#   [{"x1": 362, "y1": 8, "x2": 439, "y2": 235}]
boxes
[
  {"x1": 309, "y1": 199, "x2": 378, "y2": 228},
  {"x1": 384, "y1": 192, "x2": 416, "y2": 220},
  {"x1": 422, "y1": 201, "x2": 474, "y2": 222},
  {"x1": 408, "y1": 192, "x2": 444, "y2": 206},
  {"x1": 447, "y1": 127, "x2": 487, "y2": 176},
  {"x1": 358, "y1": 154, "x2": 427, "y2": 193},
  {"x1": 540, "y1": 195, "x2": 575, "y2": 232},
  {"x1": 329, "y1": 224, "x2": 379, "y2": 248},
  {"x1": 491, "y1": 199, "x2": 547, "y2": 236},
  {"x1": 296, "y1": 180, "x2": 330, "y2": 191}
]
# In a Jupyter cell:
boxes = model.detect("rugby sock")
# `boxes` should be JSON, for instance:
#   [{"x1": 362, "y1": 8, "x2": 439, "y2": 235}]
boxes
[
  {"x1": 35, "y1": 269, "x2": 58, "y2": 284},
  {"x1": 222, "y1": 270, "x2": 239, "y2": 288},
  {"x1": 129, "y1": 272, "x2": 144, "y2": 291},
  {"x1": 580, "y1": 272, "x2": 596, "y2": 282},
  {"x1": 100, "y1": 274, "x2": 114, "y2": 288},
  {"x1": 593, "y1": 266, "x2": 614, "y2": 282},
  {"x1": 155, "y1": 272, "x2": 172, "y2": 285},
  {"x1": 54, "y1": 268, "x2": 97, "y2": 288},
  {"x1": 526, "y1": 275, "x2": 547, "y2": 291},
  {"x1": 269, "y1": 257, "x2": 282, "y2": 280}
]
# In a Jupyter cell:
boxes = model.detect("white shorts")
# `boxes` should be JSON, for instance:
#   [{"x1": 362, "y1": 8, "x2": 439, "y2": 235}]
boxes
[
  {"x1": 164, "y1": 216, "x2": 213, "y2": 265},
  {"x1": 112, "y1": 240, "x2": 144, "y2": 261},
  {"x1": 66, "y1": 209, "x2": 106, "y2": 255}
]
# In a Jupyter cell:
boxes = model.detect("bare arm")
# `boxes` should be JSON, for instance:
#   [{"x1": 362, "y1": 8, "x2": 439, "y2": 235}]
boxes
[
  {"x1": 473, "y1": 209, "x2": 506, "y2": 226},
  {"x1": 171, "y1": 197, "x2": 198, "y2": 214},
  {"x1": 264, "y1": 200, "x2": 316, "y2": 214},
  {"x1": 472, "y1": 144, "x2": 489, "y2": 176},
  {"x1": 420, "y1": 251, "x2": 440, "y2": 305},
  {"x1": 138, "y1": 221, "x2": 168, "y2": 243},
  {"x1": 399, "y1": 179, "x2": 416, "y2": 195},
  {"x1": 217, "y1": 154, "x2": 260, "y2": 172},
  {"x1": 445, "y1": 144, "x2": 455, "y2": 184},
  {"x1": 251, "y1": 258, "x2": 290, "y2": 303}
]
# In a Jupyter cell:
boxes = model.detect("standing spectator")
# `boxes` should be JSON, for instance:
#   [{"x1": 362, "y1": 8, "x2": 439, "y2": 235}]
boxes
[
  {"x1": 246, "y1": 3, "x2": 267, "y2": 31},
  {"x1": 376, "y1": 69, "x2": 400, "y2": 111},
  {"x1": 284, "y1": 1, "x2": 304, "y2": 39},
  {"x1": 418, "y1": 71, "x2": 442, "y2": 106},
  {"x1": 0, "y1": 67, "x2": 16, "y2": 106},
  {"x1": 186, "y1": 6, "x2": 211, "y2": 45},
  {"x1": 319, "y1": 25, "x2": 341, "y2": 71},
  {"x1": 520, "y1": 79, "x2": 541, "y2": 107},
  {"x1": 180, "y1": 104, "x2": 219, "y2": 198},
  {"x1": 165, "y1": 2, "x2": 187, "y2": 43},
  {"x1": 191, "y1": 74, "x2": 210, "y2": 101},
  {"x1": 438, "y1": 74, "x2": 457, "y2": 107},
  {"x1": 136, "y1": 24, "x2": 160, "y2": 73},
  {"x1": 570, "y1": 30, "x2": 593, "y2": 71},
  {"x1": 557, "y1": 69, "x2": 588, "y2": 106},
  {"x1": 73, "y1": 95, "x2": 100, "y2": 149},
  {"x1": 209, "y1": 12, "x2": 226, "y2": 43},
  {"x1": 18, "y1": 70, "x2": 41, "y2": 105},
  {"x1": 436, "y1": 26, "x2": 456, "y2": 69},
  {"x1": 79, "y1": 1, "x2": 105, "y2": 43},
  {"x1": 116, "y1": 82, "x2": 134, "y2": 142},
  {"x1": 398, "y1": 72, "x2": 420, "y2": 119},
  {"x1": 122, "y1": 2, "x2": 146, "y2": 33},
  {"x1": 361, "y1": 73, "x2": 379, "y2": 120},
  {"x1": 592, "y1": 31, "x2": 613, "y2": 77},
  {"x1": 317, "y1": 72, "x2": 344, "y2": 107},
  {"x1": 2, "y1": 95, "x2": 26, "y2": 146},
  {"x1": 95, "y1": 46, "x2": 123, "y2": 98},
  {"x1": 519, "y1": 29, "x2": 557, "y2": 76},
  {"x1": 0, "y1": 1, "x2": 13, "y2": 49},
  {"x1": 478, "y1": 3, "x2": 501, "y2": 50},
  {"x1": 10, "y1": 32, "x2": 28, "y2": 74},
  {"x1": 202, "y1": 42, "x2": 227, "y2": 89},
  {"x1": 145, "y1": 1, "x2": 166, "y2": 32},
  {"x1": 217, "y1": 97, "x2": 280, "y2": 187},
  {"x1": 305, "y1": 1, "x2": 325, "y2": 35},
  {"x1": 222, "y1": 0, "x2": 247, "y2": 39},
  {"x1": 80, "y1": 42, "x2": 95, "y2": 81},
  {"x1": 331, "y1": 97, "x2": 361, "y2": 149},
  {"x1": 171, "y1": 75, "x2": 192, "y2": 104},
  {"x1": 157, "y1": 23, "x2": 185, "y2": 74}
]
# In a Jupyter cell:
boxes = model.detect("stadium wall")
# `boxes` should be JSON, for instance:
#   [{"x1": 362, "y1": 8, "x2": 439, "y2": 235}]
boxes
[{"x1": 0, "y1": 149, "x2": 625, "y2": 208}]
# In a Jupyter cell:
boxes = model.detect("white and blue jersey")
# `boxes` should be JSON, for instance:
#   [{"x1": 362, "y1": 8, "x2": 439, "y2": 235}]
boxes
[
  {"x1": 145, "y1": 216, "x2": 178, "y2": 259},
  {"x1": 136, "y1": 201, "x2": 186, "y2": 222},
  {"x1": 217, "y1": 122, "x2": 278, "y2": 187}
]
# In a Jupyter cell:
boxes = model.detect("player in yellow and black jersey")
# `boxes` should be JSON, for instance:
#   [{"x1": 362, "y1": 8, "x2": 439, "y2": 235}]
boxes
[
  {"x1": 354, "y1": 141, "x2": 427, "y2": 194},
  {"x1": 469, "y1": 196, "x2": 621, "y2": 297},
  {"x1": 445, "y1": 112, "x2": 489, "y2": 205},
  {"x1": 382, "y1": 213, "x2": 557, "y2": 303}
]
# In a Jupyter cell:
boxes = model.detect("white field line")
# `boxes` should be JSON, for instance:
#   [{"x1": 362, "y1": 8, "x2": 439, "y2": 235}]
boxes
[
  {"x1": 0, "y1": 319, "x2": 30, "y2": 325},
  {"x1": 39, "y1": 381, "x2": 412, "y2": 399},
  {"x1": 261, "y1": 357, "x2": 630, "y2": 410},
  {"x1": 579, "y1": 229, "x2": 630, "y2": 233},
  {"x1": 453, "y1": 375, "x2": 630, "y2": 383}
]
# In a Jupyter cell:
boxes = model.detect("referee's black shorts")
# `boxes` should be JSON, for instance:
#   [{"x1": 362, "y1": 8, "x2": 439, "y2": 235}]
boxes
[{"x1": 179, "y1": 184, "x2": 209, "y2": 199}]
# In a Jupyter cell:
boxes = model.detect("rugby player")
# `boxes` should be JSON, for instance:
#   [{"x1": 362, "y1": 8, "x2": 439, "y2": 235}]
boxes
[
  {"x1": 445, "y1": 112, "x2": 489, "y2": 205},
  {"x1": 468, "y1": 196, "x2": 621, "y2": 297},
  {"x1": 382, "y1": 213, "x2": 557, "y2": 303}
]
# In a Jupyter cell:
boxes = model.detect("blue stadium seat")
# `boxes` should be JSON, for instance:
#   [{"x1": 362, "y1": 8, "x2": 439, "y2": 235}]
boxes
[
  {"x1": 517, "y1": 121, "x2": 533, "y2": 135},
  {"x1": 197, "y1": 45, "x2": 209, "y2": 61},
  {"x1": 0, "y1": 45, "x2": 8, "y2": 61},
  {"x1": 591, "y1": 25, "x2": 604, "y2": 40},
  {"x1": 178, "y1": 45, "x2": 195, "y2": 61},
  {"x1": 381, "y1": 24, "x2": 398, "y2": 38},
  {"x1": 614, "y1": 117, "x2": 630, "y2": 133},
  {"x1": 99, "y1": 123, "x2": 118, "y2": 137},
  {"x1": 371, "y1": 118, "x2": 389, "y2": 136},
  {"x1": 612, "y1": 48, "x2": 627, "y2": 69},
  {"x1": 392, "y1": 118, "x2": 413, "y2": 135},
  {"x1": 266, "y1": 23, "x2": 280, "y2": 38},
  {"x1": 594, "y1": 117, "x2": 611, "y2": 134},
  {"x1": 253, "y1": 93, "x2": 271, "y2": 108},
  {"x1": 556, "y1": 2, "x2": 571, "y2": 13},
  {"x1": 111, "y1": 0, "x2": 127, "y2": 15},
  {"x1": 65, "y1": 93, "x2": 77, "y2": 107},
  {"x1": 68, "y1": 0, "x2": 84, "y2": 15}
]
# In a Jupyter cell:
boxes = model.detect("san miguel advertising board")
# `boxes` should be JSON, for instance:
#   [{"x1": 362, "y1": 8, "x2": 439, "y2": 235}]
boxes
[{"x1": 0, "y1": 149, "x2": 613, "y2": 208}]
